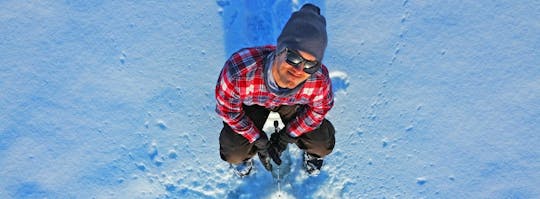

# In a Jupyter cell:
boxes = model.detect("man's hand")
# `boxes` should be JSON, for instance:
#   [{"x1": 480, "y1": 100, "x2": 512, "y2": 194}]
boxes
[
  {"x1": 254, "y1": 133, "x2": 272, "y2": 171},
  {"x1": 268, "y1": 128, "x2": 298, "y2": 165}
]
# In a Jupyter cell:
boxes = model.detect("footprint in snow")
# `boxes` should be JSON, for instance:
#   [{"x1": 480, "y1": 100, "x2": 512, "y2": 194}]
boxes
[{"x1": 330, "y1": 71, "x2": 349, "y2": 94}]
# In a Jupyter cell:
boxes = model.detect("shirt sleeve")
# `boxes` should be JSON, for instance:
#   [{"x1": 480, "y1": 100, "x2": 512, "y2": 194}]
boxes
[
  {"x1": 286, "y1": 76, "x2": 334, "y2": 137},
  {"x1": 215, "y1": 60, "x2": 261, "y2": 143}
]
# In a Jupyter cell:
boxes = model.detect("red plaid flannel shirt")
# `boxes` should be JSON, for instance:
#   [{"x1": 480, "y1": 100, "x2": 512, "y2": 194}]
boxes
[{"x1": 215, "y1": 45, "x2": 334, "y2": 143}]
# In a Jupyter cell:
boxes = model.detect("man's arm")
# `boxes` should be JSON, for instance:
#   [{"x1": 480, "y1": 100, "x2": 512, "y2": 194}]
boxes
[
  {"x1": 215, "y1": 60, "x2": 261, "y2": 143},
  {"x1": 286, "y1": 75, "x2": 334, "y2": 137}
]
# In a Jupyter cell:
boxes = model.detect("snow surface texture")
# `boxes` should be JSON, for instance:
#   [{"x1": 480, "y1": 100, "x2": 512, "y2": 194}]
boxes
[{"x1": 1, "y1": 0, "x2": 539, "y2": 198}]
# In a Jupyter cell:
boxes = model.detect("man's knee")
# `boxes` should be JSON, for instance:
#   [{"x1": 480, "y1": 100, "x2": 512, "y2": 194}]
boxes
[
  {"x1": 220, "y1": 150, "x2": 248, "y2": 164},
  {"x1": 298, "y1": 119, "x2": 335, "y2": 157}
]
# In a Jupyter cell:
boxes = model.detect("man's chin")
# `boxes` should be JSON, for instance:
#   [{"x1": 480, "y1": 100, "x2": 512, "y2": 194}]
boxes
[
  {"x1": 277, "y1": 77, "x2": 301, "y2": 89},
  {"x1": 284, "y1": 82, "x2": 301, "y2": 89}
]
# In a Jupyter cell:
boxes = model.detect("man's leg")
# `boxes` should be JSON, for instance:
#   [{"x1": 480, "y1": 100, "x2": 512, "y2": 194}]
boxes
[
  {"x1": 219, "y1": 105, "x2": 270, "y2": 164},
  {"x1": 275, "y1": 105, "x2": 336, "y2": 158},
  {"x1": 296, "y1": 119, "x2": 335, "y2": 158},
  {"x1": 219, "y1": 124, "x2": 254, "y2": 164}
]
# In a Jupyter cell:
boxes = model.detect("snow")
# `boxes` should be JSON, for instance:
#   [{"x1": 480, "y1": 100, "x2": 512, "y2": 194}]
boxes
[{"x1": 1, "y1": 0, "x2": 539, "y2": 198}]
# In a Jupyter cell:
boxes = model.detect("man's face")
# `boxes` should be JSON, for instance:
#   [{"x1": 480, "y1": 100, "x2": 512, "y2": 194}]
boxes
[{"x1": 272, "y1": 49, "x2": 314, "y2": 89}]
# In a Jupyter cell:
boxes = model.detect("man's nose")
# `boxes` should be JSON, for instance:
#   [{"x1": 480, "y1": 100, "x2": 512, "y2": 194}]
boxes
[{"x1": 290, "y1": 63, "x2": 305, "y2": 73}]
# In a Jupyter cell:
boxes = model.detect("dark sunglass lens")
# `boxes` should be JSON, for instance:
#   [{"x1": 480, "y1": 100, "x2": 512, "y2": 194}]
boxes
[
  {"x1": 286, "y1": 52, "x2": 302, "y2": 65},
  {"x1": 304, "y1": 61, "x2": 318, "y2": 69},
  {"x1": 303, "y1": 66, "x2": 319, "y2": 74}
]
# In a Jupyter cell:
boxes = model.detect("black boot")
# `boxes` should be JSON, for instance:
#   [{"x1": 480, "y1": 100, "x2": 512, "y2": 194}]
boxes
[
  {"x1": 231, "y1": 158, "x2": 253, "y2": 177},
  {"x1": 303, "y1": 152, "x2": 323, "y2": 176}
]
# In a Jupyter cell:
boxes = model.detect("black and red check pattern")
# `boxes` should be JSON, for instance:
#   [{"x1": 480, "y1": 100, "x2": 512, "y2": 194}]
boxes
[{"x1": 215, "y1": 45, "x2": 334, "y2": 143}]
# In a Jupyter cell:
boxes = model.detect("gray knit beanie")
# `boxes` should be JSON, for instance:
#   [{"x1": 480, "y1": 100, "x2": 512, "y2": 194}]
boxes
[{"x1": 277, "y1": 3, "x2": 327, "y2": 62}]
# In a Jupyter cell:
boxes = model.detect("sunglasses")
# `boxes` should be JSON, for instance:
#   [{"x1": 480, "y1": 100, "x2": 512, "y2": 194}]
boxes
[{"x1": 283, "y1": 48, "x2": 320, "y2": 74}]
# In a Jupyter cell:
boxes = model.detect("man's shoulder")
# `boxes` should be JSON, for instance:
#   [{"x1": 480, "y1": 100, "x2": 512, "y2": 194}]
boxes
[
  {"x1": 229, "y1": 45, "x2": 275, "y2": 64},
  {"x1": 308, "y1": 64, "x2": 331, "y2": 83},
  {"x1": 226, "y1": 45, "x2": 276, "y2": 76},
  {"x1": 233, "y1": 45, "x2": 276, "y2": 56}
]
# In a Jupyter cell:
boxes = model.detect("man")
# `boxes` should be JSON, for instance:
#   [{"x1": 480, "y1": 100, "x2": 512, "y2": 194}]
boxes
[{"x1": 215, "y1": 3, "x2": 335, "y2": 177}]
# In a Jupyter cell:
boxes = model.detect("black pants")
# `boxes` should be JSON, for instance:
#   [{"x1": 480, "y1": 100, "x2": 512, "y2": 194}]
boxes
[{"x1": 219, "y1": 105, "x2": 335, "y2": 164}]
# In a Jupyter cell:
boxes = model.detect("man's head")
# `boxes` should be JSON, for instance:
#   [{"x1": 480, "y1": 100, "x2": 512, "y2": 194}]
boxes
[
  {"x1": 277, "y1": 3, "x2": 327, "y2": 62},
  {"x1": 273, "y1": 3, "x2": 327, "y2": 89}
]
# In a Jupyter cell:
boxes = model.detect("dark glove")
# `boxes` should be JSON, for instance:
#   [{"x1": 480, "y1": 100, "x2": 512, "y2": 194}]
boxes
[
  {"x1": 253, "y1": 133, "x2": 272, "y2": 171},
  {"x1": 268, "y1": 128, "x2": 298, "y2": 165}
]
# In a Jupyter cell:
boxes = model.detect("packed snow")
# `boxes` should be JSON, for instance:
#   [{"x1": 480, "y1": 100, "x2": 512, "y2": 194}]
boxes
[{"x1": 1, "y1": 0, "x2": 539, "y2": 198}]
